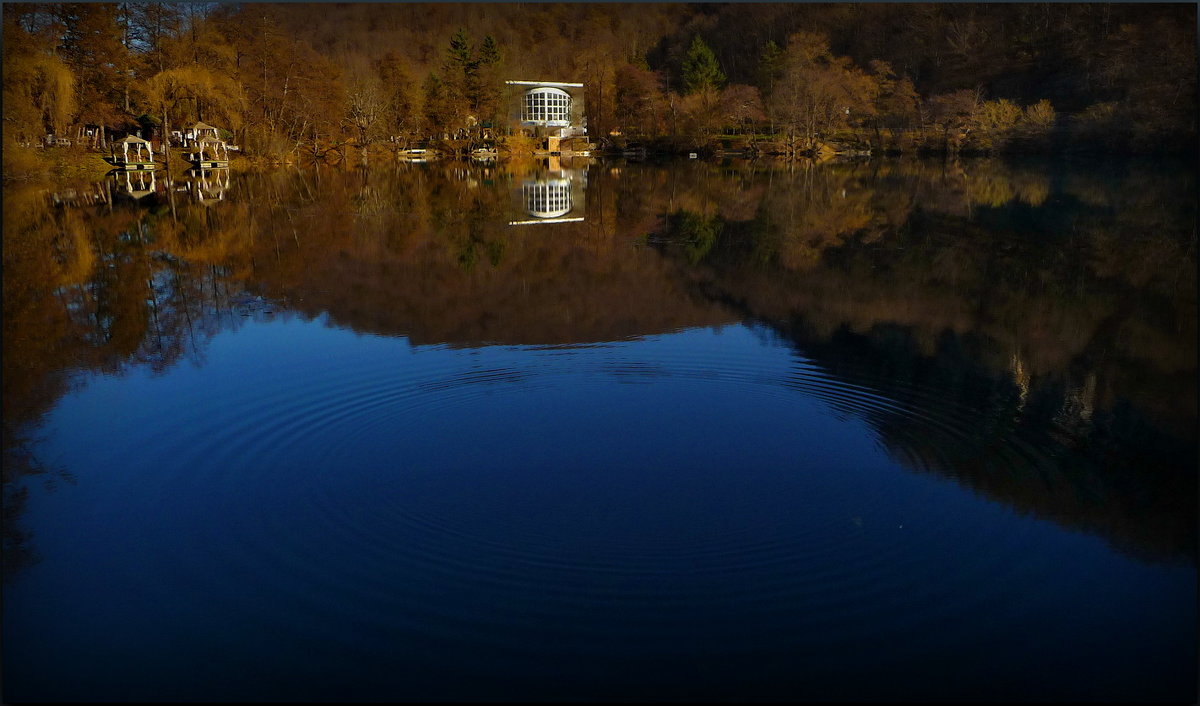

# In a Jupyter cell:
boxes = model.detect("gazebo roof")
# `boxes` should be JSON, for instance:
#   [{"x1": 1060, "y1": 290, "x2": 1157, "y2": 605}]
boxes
[
  {"x1": 191, "y1": 121, "x2": 219, "y2": 131},
  {"x1": 117, "y1": 135, "x2": 151, "y2": 144}
]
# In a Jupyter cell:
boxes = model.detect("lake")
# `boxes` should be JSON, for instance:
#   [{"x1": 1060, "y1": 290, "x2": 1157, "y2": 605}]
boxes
[{"x1": 3, "y1": 156, "x2": 1196, "y2": 701}]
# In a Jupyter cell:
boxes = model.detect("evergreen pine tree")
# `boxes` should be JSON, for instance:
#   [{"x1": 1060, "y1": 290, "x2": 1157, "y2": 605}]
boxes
[
  {"x1": 681, "y1": 35, "x2": 725, "y2": 95},
  {"x1": 443, "y1": 28, "x2": 475, "y2": 110},
  {"x1": 757, "y1": 40, "x2": 785, "y2": 99},
  {"x1": 478, "y1": 35, "x2": 500, "y2": 67},
  {"x1": 475, "y1": 35, "x2": 503, "y2": 127}
]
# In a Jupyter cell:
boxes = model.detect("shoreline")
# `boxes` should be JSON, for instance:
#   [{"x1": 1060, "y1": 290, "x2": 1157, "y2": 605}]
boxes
[{"x1": 5, "y1": 141, "x2": 1196, "y2": 185}]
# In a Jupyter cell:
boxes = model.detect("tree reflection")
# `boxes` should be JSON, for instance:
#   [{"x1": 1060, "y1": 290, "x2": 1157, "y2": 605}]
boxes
[
  {"x1": 646, "y1": 157, "x2": 1195, "y2": 562},
  {"x1": 3, "y1": 156, "x2": 1195, "y2": 574}
]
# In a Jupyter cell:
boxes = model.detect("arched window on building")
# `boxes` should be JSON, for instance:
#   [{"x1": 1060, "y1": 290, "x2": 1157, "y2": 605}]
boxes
[{"x1": 523, "y1": 88, "x2": 571, "y2": 127}]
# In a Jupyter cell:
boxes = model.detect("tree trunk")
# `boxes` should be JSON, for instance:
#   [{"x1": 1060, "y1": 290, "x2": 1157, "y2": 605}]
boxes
[{"x1": 162, "y1": 106, "x2": 170, "y2": 162}]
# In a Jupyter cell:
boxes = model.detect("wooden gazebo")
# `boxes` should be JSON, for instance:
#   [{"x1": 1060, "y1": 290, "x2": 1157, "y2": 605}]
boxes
[{"x1": 104, "y1": 135, "x2": 158, "y2": 170}]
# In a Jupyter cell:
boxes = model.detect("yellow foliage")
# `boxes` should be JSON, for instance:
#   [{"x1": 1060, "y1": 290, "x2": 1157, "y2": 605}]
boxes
[
  {"x1": 1023, "y1": 99, "x2": 1056, "y2": 129},
  {"x1": 974, "y1": 99, "x2": 1022, "y2": 133},
  {"x1": 53, "y1": 211, "x2": 98, "y2": 287},
  {"x1": 146, "y1": 66, "x2": 246, "y2": 130},
  {"x1": 3, "y1": 53, "x2": 77, "y2": 139},
  {"x1": 1, "y1": 135, "x2": 47, "y2": 179}
]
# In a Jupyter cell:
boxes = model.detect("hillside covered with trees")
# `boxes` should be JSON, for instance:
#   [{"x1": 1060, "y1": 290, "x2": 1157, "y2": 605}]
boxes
[{"x1": 3, "y1": 2, "x2": 1196, "y2": 170}]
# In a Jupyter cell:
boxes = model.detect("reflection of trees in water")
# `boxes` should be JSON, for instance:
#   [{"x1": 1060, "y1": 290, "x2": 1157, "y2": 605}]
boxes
[
  {"x1": 2, "y1": 425, "x2": 74, "y2": 580},
  {"x1": 648, "y1": 158, "x2": 1195, "y2": 432},
  {"x1": 646, "y1": 158, "x2": 1195, "y2": 563},
  {"x1": 2, "y1": 157, "x2": 1194, "y2": 573},
  {"x1": 781, "y1": 321, "x2": 1195, "y2": 564},
  {"x1": 2, "y1": 179, "x2": 277, "y2": 580}
]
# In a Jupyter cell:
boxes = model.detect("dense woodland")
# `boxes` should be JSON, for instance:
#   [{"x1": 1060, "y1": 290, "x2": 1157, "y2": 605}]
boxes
[{"x1": 3, "y1": 2, "x2": 1196, "y2": 169}]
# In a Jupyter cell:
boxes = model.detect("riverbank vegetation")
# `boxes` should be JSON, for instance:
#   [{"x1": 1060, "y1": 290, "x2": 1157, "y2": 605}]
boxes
[{"x1": 3, "y1": 2, "x2": 1196, "y2": 177}]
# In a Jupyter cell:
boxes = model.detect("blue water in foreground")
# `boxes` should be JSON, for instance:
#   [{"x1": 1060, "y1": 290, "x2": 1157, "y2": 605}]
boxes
[{"x1": 4, "y1": 316, "x2": 1194, "y2": 702}]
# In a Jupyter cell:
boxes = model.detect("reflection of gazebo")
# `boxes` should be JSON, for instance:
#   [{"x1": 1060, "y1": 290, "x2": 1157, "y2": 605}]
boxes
[
  {"x1": 119, "y1": 170, "x2": 157, "y2": 199},
  {"x1": 104, "y1": 135, "x2": 158, "y2": 170},
  {"x1": 184, "y1": 168, "x2": 230, "y2": 204}
]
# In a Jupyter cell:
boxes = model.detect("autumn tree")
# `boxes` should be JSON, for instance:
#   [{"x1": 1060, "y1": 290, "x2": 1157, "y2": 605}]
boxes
[
  {"x1": 965, "y1": 98, "x2": 1022, "y2": 152},
  {"x1": 159, "y1": 5, "x2": 235, "y2": 75},
  {"x1": 718, "y1": 84, "x2": 765, "y2": 135},
  {"x1": 54, "y1": 3, "x2": 133, "y2": 128},
  {"x1": 213, "y1": 6, "x2": 345, "y2": 156},
  {"x1": 922, "y1": 88, "x2": 981, "y2": 148},
  {"x1": 866, "y1": 60, "x2": 919, "y2": 132},
  {"x1": 145, "y1": 66, "x2": 244, "y2": 133},
  {"x1": 614, "y1": 63, "x2": 667, "y2": 138},
  {"x1": 766, "y1": 32, "x2": 879, "y2": 152},
  {"x1": 1014, "y1": 99, "x2": 1056, "y2": 150},
  {"x1": 2, "y1": 10, "x2": 76, "y2": 144},
  {"x1": 422, "y1": 73, "x2": 462, "y2": 138},
  {"x1": 375, "y1": 51, "x2": 421, "y2": 145},
  {"x1": 345, "y1": 71, "x2": 386, "y2": 149},
  {"x1": 127, "y1": 2, "x2": 184, "y2": 74}
]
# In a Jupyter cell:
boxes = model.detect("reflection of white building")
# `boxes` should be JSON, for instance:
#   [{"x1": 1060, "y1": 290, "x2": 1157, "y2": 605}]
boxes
[
  {"x1": 509, "y1": 166, "x2": 586, "y2": 225},
  {"x1": 523, "y1": 178, "x2": 573, "y2": 219}
]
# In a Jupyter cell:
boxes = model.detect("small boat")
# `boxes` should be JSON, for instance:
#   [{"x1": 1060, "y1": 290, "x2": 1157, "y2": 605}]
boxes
[
  {"x1": 397, "y1": 147, "x2": 437, "y2": 163},
  {"x1": 471, "y1": 148, "x2": 498, "y2": 163}
]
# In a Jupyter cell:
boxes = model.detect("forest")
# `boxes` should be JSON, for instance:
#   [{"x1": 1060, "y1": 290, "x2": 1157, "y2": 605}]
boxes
[{"x1": 3, "y1": 2, "x2": 1196, "y2": 171}]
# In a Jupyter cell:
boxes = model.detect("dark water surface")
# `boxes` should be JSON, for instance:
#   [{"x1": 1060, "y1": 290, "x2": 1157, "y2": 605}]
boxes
[{"x1": 3, "y1": 157, "x2": 1196, "y2": 701}]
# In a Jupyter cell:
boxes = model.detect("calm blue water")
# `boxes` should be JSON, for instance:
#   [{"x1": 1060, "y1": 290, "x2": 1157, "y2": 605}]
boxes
[{"x1": 3, "y1": 159, "x2": 1196, "y2": 701}]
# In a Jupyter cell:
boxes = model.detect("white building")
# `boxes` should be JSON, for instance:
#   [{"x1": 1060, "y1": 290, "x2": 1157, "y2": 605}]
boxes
[{"x1": 505, "y1": 80, "x2": 587, "y2": 139}]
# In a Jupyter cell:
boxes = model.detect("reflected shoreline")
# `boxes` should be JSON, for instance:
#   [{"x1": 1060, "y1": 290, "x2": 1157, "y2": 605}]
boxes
[{"x1": 4, "y1": 156, "x2": 1196, "y2": 575}]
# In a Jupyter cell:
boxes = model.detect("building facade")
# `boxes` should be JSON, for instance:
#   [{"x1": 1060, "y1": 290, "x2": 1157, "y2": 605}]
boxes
[{"x1": 505, "y1": 81, "x2": 587, "y2": 139}]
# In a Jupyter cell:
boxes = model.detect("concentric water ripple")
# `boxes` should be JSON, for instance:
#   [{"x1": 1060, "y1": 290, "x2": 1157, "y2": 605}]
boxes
[{"x1": 101, "y1": 321, "x2": 1091, "y2": 690}]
